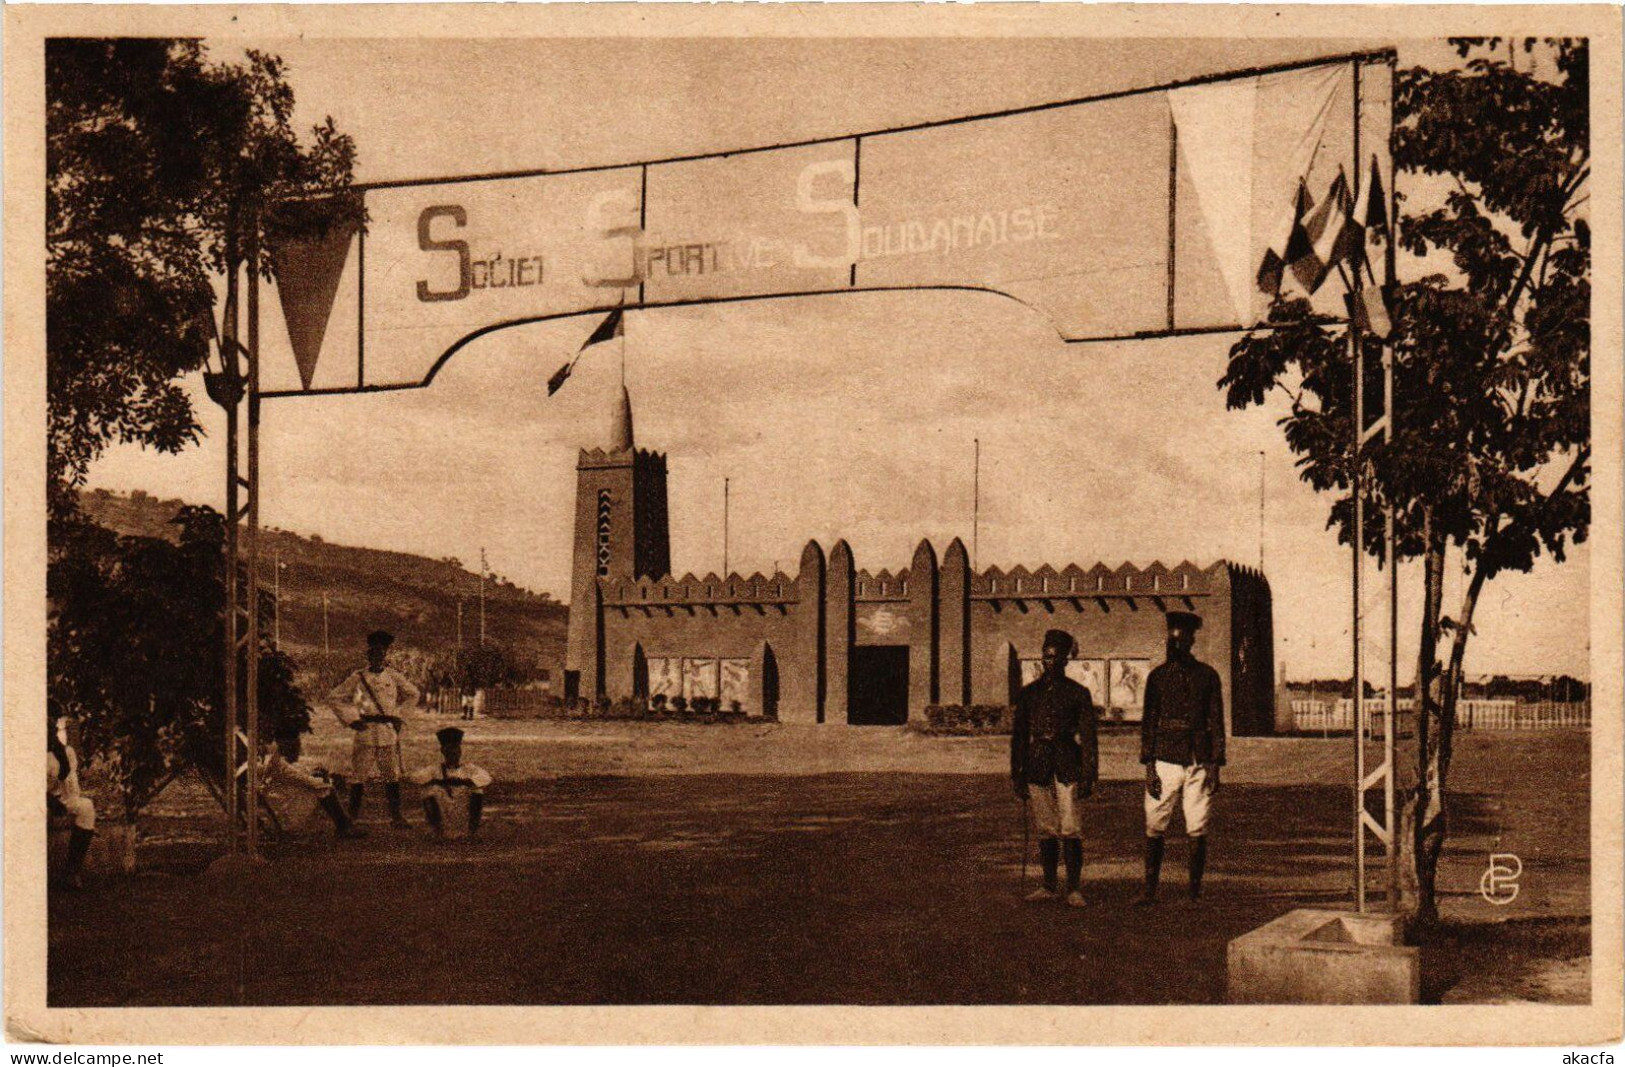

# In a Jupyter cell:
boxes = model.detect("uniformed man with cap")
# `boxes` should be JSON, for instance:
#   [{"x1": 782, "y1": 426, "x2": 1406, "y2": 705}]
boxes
[
  {"x1": 328, "y1": 629, "x2": 420, "y2": 826},
  {"x1": 1136, "y1": 610, "x2": 1226, "y2": 905},
  {"x1": 1010, "y1": 628, "x2": 1099, "y2": 906},
  {"x1": 411, "y1": 726, "x2": 493, "y2": 839},
  {"x1": 258, "y1": 729, "x2": 367, "y2": 840}
]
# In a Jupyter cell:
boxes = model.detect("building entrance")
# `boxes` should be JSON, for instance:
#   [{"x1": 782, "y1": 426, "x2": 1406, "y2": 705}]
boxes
[{"x1": 848, "y1": 646, "x2": 910, "y2": 725}]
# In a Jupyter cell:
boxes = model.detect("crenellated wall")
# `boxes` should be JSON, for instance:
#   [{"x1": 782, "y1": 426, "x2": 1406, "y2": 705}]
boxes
[
  {"x1": 582, "y1": 538, "x2": 1274, "y2": 733},
  {"x1": 564, "y1": 389, "x2": 1274, "y2": 729}
]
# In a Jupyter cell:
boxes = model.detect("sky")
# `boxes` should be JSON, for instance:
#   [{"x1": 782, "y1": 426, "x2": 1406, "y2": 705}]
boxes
[{"x1": 84, "y1": 35, "x2": 1591, "y2": 680}]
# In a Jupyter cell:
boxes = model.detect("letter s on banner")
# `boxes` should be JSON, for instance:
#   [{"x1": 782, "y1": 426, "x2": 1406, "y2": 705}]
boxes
[
  {"x1": 582, "y1": 189, "x2": 642, "y2": 290},
  {"x1": 794, "y1": 158, "x2": 858, "y2": 270},
  {"x1": 417, "y1": 206, "x2": 471, "y2": 302}
]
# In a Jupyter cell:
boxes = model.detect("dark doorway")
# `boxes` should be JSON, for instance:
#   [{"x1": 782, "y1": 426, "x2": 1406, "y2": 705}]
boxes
[
  {"x1": 761, "y1": 644, "x2": 780, "y2": 721},
  {"x1": 631, "y1": 644, "x2": 649, "y2": 700},
  {"x1": 849, "y1": 645, "x2": 910, "y2": 725}
]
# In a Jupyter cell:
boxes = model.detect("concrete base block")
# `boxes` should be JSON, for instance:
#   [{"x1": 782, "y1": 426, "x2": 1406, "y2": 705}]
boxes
[{"x1": 1227, "y1": 908, "x2": 1419, "y2": 1004}]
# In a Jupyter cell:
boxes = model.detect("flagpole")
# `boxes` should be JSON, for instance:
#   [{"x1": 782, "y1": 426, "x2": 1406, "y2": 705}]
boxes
[
  {"x1": 1258, "y1": 450, "x2": 1266, "y2": 572},
  {"x1": 1384, "y1": 54, "x2": 1402, "y2": 914},
  {"x1": 723, "y1": 477, "x2": 730, "y2": 577},
  {"x1": 972, "y1": 438, "x2": 981, "y2": 571}
]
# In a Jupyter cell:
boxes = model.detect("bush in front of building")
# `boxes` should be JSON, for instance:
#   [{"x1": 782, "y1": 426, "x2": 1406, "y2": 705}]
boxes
[
  {"x1": 916, "y1": 705, "x2": 1014, "y2": 735},
  {"x1": 553, "y1": 693, "x2": 753, "y2": 725}
]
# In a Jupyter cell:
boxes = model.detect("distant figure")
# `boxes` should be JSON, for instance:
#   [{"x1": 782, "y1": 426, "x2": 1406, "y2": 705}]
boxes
[
  {"x1": 1137, "y1": 611, "x2": 1226, "y2": 905},
  {"x1": 1010, "y1": 628, "x2": 1098, "y2": 907},
  {"x1": 459, "y1": 687, "x2": 476, "y2": 721},
  {"x1": 259, "y1": 730, "x2": 367, "y2": 840},
  {"x1": 328, "y1": 630, "x2": 420, "y2": 826},
  {"x1": 48, "y1": 718, "x2": 96, "y2": 890},
  {"x1": 412, "y1": 726, "x2": 492, "y2": 839}
]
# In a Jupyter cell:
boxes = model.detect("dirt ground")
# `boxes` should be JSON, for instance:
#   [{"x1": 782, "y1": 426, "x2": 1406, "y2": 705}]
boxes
[{"x1": 48, "y1": 717, "x2": 1590, "y2": 1006}]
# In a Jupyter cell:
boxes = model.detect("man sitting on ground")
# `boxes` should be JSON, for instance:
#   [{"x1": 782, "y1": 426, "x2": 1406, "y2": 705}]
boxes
[
  {"x1": 412, "y1": 726, "x2": 492, "y2": 840},
  {"x1": 260, "y1": 730, "x2": 368, "y2": 841}
]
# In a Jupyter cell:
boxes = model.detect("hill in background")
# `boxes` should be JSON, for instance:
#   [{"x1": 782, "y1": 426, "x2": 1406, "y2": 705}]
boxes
[{"x1": 79, "y1": 488, "x2": 568, "y2": 689}]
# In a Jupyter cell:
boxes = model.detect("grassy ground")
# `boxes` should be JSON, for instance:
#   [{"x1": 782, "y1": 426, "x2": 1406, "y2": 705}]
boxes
[{"x1": 48, "y1": 719, "x2": 1589, "y2": 1006}]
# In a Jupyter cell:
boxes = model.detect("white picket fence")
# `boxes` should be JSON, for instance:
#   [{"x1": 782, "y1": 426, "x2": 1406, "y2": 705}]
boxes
[
  {"x1": 1459, "y1": 700, "x2": 1591, "y2": 731},
  {"x1": 1288, "y1": 697, "x2": 1589, "y2": 733}
]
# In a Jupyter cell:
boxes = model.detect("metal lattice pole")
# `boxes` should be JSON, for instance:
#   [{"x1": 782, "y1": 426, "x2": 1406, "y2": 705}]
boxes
[
  {"x1": 222, "y1": 250, "x2": 241, "y2": 855},
  {"x1": 245, "y1": 222, "x2": 263, "y2": 859}
]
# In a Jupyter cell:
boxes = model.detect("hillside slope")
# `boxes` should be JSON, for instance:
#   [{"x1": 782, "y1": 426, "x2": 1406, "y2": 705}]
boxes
[{"x1": 78, "y1": 488, "x2": 568, "y2": 683}]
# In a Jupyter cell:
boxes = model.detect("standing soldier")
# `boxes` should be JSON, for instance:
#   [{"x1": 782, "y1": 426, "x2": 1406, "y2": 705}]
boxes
[
  {"x1": 328, "y1": 630, "x2": 420, "y2": 826},
  {"x1": 1010, "y1": 628, "x2": 1099, "y2": 907},
  {"x1": 1137, "y1": 611, "x2": 1225, "y2": 905}
]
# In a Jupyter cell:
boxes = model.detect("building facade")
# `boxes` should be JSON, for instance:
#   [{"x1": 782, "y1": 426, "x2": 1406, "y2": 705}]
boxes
[{"x1": 565, "y1": 389, "x2": 1276, "y2": 734}]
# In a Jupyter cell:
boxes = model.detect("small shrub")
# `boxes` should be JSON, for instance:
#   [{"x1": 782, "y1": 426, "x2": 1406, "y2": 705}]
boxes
[{"x1": 919, "y1": 704, "x2": 1013, "y2": 736}]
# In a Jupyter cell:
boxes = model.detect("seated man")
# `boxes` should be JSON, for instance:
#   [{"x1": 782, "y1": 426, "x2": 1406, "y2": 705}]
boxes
[
  {"x1": 260, "y1": 730, "x2": 367, "y2": 841},
  {"x1": 411, "y1": 727, "x2": 492, "y2": 839},
  {"x1": 48, "y1": 719, "x2": 96, "y2": 890}
]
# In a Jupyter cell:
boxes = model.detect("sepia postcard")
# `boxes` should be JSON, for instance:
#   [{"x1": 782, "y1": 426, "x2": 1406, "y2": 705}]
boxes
[{"x1": 4, "y1": 2, "x2": 1622, "y2": 1047}]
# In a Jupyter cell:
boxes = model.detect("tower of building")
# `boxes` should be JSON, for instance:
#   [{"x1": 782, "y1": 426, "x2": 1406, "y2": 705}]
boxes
[{"x1": 564, "y1": 385, "x2": 670, "y2": 699}]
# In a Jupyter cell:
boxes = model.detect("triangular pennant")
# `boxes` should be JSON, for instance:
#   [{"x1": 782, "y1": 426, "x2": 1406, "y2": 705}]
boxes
[
  {"x1": 580, "y1": 306, "x2": 624, "y2": 350},
  {"x1": 270, "y1": 221, "x2": 358, "y2": 390},
  {"x1": 547, "y1": 360, "x2": 574, "y2": 396}
]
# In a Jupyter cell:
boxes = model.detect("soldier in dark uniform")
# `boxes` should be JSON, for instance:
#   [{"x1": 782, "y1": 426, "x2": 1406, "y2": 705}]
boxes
[
  {"x1": 1010, "y1": 628, "x2": 1099, "y2": 906},
  {"x1": 1136, "y1": 610, "x2": 1225, "y2": 905}
]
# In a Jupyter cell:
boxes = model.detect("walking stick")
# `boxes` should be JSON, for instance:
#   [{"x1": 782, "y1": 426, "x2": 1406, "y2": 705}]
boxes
[{"x1": 1019, "y1": 790, "x2": 1031, "y2": 895}]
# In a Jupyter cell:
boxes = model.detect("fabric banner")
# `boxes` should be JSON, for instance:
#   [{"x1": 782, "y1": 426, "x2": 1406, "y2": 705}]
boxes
[
  {"x1": 719, "y1": 659, "x2": 752, "y2": 709},
  {"x1": 266, "y1": 57, "x2": 1381, "y2": 393},
  {"x1": 269, "y1": 218, "x2": 359, "y2": 389},
  {"x1": 648, "y1": 657, "x2": 684, "y2": 700},
  {"x1": 1110, "y1": 658, "x2": 1153, "y2": 711},
  {"x1": 683, "y1": 658, "x2": 720, "y2": 701}
]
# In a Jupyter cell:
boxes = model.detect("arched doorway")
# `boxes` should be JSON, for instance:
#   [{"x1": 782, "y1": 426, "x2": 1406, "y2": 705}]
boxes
[
  {"x1": 631, "y1": 643, "x2": 649, "y2": 700},
  {"x1": 1006, "y1": 643, "x2": 1022, "y2": 706},
  {"x1": 759, "y1": 643, "x2": 780, "y2": 721}
]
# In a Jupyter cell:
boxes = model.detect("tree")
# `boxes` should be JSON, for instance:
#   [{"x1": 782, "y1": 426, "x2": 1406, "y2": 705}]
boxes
[
  {"x1": 1219, "y1": 39, "x2": 1588, "y2": 921},
  {"x1": 47, "y1": 39, "x2": 361, "y2": 527},
  {"x1": 49, "y1": 505, "x2": 311, "y2": 821}
]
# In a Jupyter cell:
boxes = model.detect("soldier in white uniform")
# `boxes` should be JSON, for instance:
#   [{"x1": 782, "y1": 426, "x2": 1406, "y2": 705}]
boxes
[
  {"x1": 328, "y1": 630, "x2": 420, "y2": 826},
  {"x1": 411, "y1": 726, "x2": 492, "y2": 839},
  {"x1": 259, "y1": 730, "x2": 367, "y2": 840},
  {"x1": 48, "y1": 718, "x2": 96, "y2": 889}
]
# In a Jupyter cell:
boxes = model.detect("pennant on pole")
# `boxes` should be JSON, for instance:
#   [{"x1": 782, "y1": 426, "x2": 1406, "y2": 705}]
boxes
[
  {"x1": 581, "y1": 306, "x2": 624, "y2": 349},
  {"x1": 270, "y1": 221, "x2": 358, "y2": 391},
  {"x1": 547, "y1": 307, "x2": 626, "y2": 396}
]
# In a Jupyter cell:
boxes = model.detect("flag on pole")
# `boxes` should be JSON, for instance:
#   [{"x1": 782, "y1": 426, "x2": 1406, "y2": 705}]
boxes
[
  {"x1": 1256, "y1": 180, "x2": 1314, "y2": 296},
  {"x1": 1288, "y1": 169, "x2": 1352, "y2": 294},
  {"x1": 582, "y1": 306, "x2": 624, "y2": 349},
  {"x1": 1351, "y1": 285, "x2": 1393, "y2": 340},
  {"x1": 1333, "y1": 155, "x2": 1388, "y2": 272},
  {"x1": 547, "y1": 306, "x2": 626, "y2": 396}
]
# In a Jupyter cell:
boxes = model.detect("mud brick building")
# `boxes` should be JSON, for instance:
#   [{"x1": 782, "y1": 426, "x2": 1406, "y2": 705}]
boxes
[{"x1": 565, "y1": 388, "x2": 1275, "y2": 734}]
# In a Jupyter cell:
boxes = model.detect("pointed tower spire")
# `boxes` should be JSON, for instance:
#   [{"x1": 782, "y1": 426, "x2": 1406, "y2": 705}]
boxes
[{"x1": 611, "y1": 384, "x2": 635, "y2": 451}]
